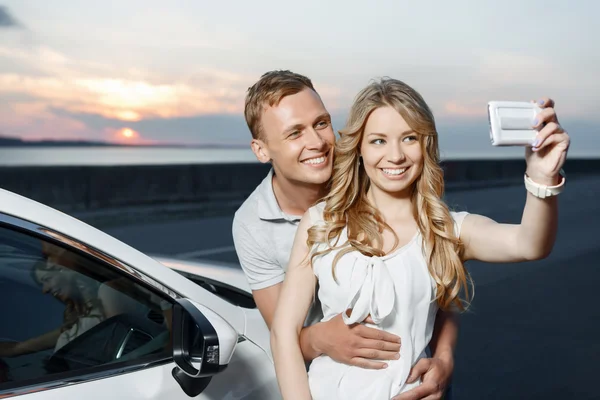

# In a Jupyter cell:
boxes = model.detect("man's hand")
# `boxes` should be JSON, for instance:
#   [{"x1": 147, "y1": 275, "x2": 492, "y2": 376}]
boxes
[
  {"x1": 309, "y1": 313, "x2": 401, "y2": 369},
  {"x1": 393, "y1": 355, "x2": 454, "y2": 400}
]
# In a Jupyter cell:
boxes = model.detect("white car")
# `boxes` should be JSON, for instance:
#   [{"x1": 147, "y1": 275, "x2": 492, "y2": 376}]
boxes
[{"x1": 0, "y1": 188, "x2": 279, "y2": 399}]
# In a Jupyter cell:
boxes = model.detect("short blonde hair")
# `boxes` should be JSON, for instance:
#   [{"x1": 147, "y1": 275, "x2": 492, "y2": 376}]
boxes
[{"x1": 244, "y1": 70, "x2": 315, "y2": 140}]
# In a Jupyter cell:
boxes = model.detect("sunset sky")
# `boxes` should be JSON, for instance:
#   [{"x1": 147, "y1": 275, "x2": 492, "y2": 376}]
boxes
[{"x1": 0, "y1": 0, "x2": 598, "y2": 155}]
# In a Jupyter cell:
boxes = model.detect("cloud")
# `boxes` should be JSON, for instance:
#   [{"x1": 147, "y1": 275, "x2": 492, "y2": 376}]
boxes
[
  {"x1": 0, "y1": 43, "x2": 255, "y2": 121},
  {"x1": 0, "y1": 41, "x2": 354, "y2": 144},
  {"x1": 0, "y1": 101, "x2": 95, "y2": 141},
  {"x1": 0, "y1": 6, "x2": 20, "y2": 28},
  {"x1": 48, "y1": 108, "x2": 249, "y2": 144}
]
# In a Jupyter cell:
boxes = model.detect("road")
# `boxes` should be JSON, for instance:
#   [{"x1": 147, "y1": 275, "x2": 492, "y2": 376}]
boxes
[{"x1": 105, "y1": 175, "x2": 600, "y2": 400}]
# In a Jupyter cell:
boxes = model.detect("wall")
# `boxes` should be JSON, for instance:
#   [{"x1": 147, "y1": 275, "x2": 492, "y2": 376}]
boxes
[{"x1": 0, "y1": 158, "x2": 597, "y2": 225}]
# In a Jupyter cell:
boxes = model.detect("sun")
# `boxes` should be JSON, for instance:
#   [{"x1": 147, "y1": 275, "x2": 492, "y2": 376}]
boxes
[
  {"x1": 122, "y1": 128, "x2": 135, "y2": 138},
  {"x1": 119, "y1": 128, "x2": 139, "y2": 140}
]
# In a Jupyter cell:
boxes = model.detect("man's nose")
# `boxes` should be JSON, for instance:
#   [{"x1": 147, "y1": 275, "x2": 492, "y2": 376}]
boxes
[{"x1": 305, "y1": 128, "x2": 327, "y2": 150}]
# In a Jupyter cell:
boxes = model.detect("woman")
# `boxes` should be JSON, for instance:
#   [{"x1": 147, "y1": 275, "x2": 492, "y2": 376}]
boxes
[
  {"x1": 0, "y1": 242, "x2": 134, "y2": 358},
  {"x1": 270, "y1": 78, "x2": 569, "y2": 399},
  {"x1": 0, "y1": 253, "x2": 105, "y2": 358}
]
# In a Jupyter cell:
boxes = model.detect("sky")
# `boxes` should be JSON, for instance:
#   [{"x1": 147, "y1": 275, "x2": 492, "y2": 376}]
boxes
[{"x1": 0, "y1": 0, "x2": 598, "y2": 156}]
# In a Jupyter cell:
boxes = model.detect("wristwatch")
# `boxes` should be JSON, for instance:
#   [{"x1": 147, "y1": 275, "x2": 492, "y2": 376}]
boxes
[{"x1": 524, "y1": 169, "x2": 566, "y2": 198}]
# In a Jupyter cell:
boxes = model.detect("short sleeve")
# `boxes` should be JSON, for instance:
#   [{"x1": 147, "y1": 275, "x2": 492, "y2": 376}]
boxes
[
  {"x1": 450, "y1": 211, "x2": 470, "y2": 238},
  {"x1": 308, "y1": 201, "x2": 326, "y2": 226},
  {"x1": 232, "y1": 219, "x2": 284, "y2": 291}
]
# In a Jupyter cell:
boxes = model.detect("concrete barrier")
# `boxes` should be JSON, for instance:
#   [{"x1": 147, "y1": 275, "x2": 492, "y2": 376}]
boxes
[{"x1": 0, "y1": 158, "x2": 597, "y2": 226}]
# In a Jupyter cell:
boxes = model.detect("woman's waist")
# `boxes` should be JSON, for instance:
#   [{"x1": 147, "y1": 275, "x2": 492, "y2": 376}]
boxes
[{"x1": 308, "y1": 345, "x2": 428, "y2": 385}]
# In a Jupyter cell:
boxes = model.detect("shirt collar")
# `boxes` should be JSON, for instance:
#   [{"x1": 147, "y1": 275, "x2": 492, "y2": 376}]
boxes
[{"x1": 257, "y1": 168, "x2": 302, "y2": 222}]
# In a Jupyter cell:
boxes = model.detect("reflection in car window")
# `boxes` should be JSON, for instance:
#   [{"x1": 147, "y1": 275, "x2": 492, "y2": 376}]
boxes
[{"x1": 0, "y1": 225, "x2": 173, "y2": 387}]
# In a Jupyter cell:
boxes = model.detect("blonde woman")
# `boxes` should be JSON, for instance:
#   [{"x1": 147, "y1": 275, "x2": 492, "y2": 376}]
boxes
[{"x1": 270, "y1": 78, "x2": 569, "y2": 399}]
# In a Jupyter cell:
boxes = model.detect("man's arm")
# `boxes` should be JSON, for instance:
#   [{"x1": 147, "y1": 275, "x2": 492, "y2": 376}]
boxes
[
  {"x1": 233, "y1": 218, "x2": 401, "y2": 368},
  {"x1": 252, "y1": 278, "x2": 402, "y2": 367},
  {"x1": 430, "y1": 310, "x2": 458, "y2": 362}
]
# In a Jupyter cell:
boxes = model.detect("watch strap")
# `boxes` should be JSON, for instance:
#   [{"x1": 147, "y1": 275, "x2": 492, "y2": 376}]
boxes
[{"x1": 524, "y1": 170, "x2": 566, "y2": 198}]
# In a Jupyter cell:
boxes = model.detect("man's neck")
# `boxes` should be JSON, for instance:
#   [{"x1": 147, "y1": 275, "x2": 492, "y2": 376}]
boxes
[{"x1": 272, "y1": 173, "x2": 326, "y2": 217}]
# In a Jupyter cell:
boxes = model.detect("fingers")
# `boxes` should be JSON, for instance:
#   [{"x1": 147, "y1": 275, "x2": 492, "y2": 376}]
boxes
[
  {"x1": 348, "y1": 357, "x2": 389, "y2": 370},
  {"x1": 406, "y1": 358, "x2": 431, "y2": 383},
  {"x1": 357, "y1": 324, "x2": 402, "y2": 344},
  {"x1": 531, "y1": 122, "x2": 569, "y2": 152},
  {"x1": 532, "y1": 131, "x2": 570, "y2": 153},
  {"x1": 532, "y1": 106, "x2": 557, "y2": 127},
  {"x1": 353, "y1": 347, "x2": 400, "y2": 361},
  {"x1": 393, "y1": 382, "x2": 441, "y2": 400},
  {"x1": 360, "y1": 337, "x2": 401, "y2": 352},
  {"x1": 535, "y1": 97, "x2": 555, "y2": 109}
]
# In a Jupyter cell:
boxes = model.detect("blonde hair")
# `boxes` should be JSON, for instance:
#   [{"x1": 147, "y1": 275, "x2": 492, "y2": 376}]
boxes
[
  {"x1": 308, "y1": 78, "x2": 472, "y2": 311},
  {"x1": 244, "y1": 70, "x2": 315, "y2": 140}
]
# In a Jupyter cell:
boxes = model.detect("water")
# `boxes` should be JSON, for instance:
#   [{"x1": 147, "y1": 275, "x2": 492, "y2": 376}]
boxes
[
  {"x1": 0, "y1": 147, "x2": 259, "y2": 167},
  {"x1": 0, "y1": 146, "x2": 596, "y2": 167}
]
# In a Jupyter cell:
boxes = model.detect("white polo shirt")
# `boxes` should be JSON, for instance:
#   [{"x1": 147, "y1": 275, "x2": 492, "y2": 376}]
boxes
[{"x1": 232, "y1": 168, "x2": 322, "y2": 325}]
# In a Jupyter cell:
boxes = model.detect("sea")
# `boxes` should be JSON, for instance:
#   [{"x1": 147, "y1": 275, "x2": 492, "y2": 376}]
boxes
[{"x1": 0, "y1": 145, "x2": 596, "y2": 167}]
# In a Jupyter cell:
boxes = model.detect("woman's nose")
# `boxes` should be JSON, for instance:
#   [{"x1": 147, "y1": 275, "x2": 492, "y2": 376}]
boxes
[
  {"x1": 41, "y1": 283, "x2": 50, "y2": 294},
  {"x1": 387, "y1": 146, "x2": 405, "y2": 163}
]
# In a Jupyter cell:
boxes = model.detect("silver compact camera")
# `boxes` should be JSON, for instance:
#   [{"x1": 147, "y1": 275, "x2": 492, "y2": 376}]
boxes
[{"x1": 487, "y1": 101, "x2": 542, "y2": 146}]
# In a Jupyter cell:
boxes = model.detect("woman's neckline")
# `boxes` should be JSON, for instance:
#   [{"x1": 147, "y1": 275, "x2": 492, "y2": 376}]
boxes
[{"x1": 346, "y1": 228, "x2": 421, "y2": 261}]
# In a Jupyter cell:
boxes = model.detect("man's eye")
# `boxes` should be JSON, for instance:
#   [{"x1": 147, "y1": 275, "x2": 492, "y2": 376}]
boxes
[
  {"x1": 288, "y1": 131, "x2": 300, "y2": 138},
  {"x1": 316, "y1": 121, "x2": 329, "y2": 128}
]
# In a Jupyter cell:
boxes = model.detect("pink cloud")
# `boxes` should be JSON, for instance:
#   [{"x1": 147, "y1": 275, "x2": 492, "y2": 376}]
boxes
[{"x1": 441, "y1": 100, "x2": 486, "y2": 118}]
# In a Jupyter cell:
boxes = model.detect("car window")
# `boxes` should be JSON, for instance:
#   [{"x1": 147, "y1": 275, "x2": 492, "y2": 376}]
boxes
[{"x1": 0, "y1": 224, "x2": 173, "y2": 389}]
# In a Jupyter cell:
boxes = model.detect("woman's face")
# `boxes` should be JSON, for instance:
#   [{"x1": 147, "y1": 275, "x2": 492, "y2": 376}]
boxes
[
  {"x1": 359, "y1": 106, "x2": 424, "y2": 198},
  {"x1": 35, "y1": 262, "x2": 74, "y2": 303}
]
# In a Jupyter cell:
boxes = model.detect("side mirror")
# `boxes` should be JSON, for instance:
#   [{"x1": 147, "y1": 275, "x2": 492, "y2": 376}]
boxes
[{"x1": 171, "y1": 298, "x2": 238, "y2": 396}]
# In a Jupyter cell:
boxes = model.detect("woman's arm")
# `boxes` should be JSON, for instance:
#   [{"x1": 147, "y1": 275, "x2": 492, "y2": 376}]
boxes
[
  {"x1": 271, "y1": 212, "x2": 317, "y2": 400},
  {"x1": 461, "y1": 98, "x2": 569, "y2": 263},
  {"x1": 0, "y1": 328, "x2": 61, "y2": 358}
]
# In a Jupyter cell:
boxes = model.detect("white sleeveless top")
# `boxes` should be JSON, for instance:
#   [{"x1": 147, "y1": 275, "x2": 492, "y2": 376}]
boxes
[{"x1": 306, "y1": 202, "x2": 468, "y2": 400}]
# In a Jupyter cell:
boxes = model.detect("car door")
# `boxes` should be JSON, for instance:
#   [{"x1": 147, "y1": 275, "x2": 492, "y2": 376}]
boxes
[{"x1": 0, "y1": 191, "x2": 263, "y2": 399}]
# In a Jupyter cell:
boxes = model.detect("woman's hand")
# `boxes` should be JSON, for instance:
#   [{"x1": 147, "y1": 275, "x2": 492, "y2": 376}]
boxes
[{"x1": 526, "y1": 97, "x2": 570, "y2": 185}]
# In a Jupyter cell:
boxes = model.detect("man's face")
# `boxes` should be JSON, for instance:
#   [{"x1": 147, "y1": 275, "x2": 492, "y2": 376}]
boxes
[{"x1": 252, "y1": 88, "x2": 335, "y2": 186}]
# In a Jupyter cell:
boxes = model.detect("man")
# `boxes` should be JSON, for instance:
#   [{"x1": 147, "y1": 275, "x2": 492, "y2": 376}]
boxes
[{"x1": 232, "y1": 70, "x2": 456, "y2": 399}]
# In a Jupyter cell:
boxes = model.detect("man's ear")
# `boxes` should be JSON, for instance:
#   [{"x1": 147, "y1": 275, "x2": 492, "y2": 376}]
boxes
[{"x1": 251, "y1": 138, "x2": 271, "y2": 164}]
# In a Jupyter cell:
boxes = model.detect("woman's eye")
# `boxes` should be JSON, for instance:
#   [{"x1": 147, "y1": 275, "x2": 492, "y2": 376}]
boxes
[
  {"x1": 371, "y1": 139, "x2": 385, "y2": 145},
  {"x1": 403, "y1": 135, "x2": 418, "y2": 142}
]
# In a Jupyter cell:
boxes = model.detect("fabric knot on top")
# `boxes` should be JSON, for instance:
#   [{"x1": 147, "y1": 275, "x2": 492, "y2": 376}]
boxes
[{"x1": 342, "y1": 256, "x2": 396, "y2": 325}]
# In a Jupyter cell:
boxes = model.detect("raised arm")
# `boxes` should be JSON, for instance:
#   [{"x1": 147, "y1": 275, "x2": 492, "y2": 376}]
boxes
[
  {"x1": 270, "y1": 212, "x2": 316, "y2": 400},
  {"x1": 461, "y1": 98, "x2": 569, "y2": 263}
]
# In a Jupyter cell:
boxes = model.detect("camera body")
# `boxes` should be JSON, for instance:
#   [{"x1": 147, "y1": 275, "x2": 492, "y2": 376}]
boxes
[{"x1": 487, "y1": 101, "x2": 542, "y2": 146}]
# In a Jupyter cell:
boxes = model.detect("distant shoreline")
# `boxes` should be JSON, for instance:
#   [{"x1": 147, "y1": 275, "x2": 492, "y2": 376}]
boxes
[{"x1": 0, "y1": 136, "x2": 247, "y2": 149}]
